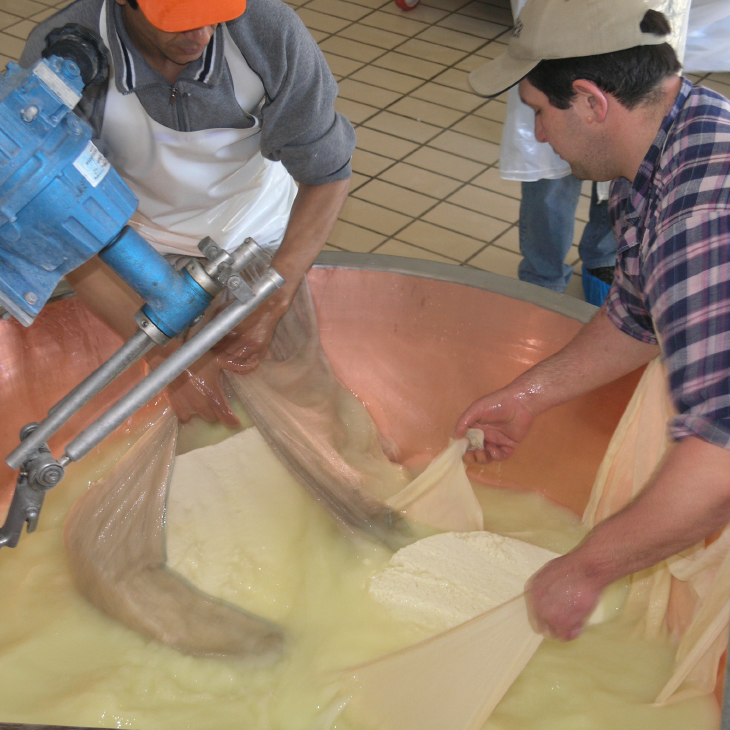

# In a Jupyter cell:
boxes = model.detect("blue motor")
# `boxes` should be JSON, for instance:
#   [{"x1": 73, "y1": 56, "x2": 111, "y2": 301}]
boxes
[{"x1": 0, "y1": 25, "x2": 211, "y2": 336}]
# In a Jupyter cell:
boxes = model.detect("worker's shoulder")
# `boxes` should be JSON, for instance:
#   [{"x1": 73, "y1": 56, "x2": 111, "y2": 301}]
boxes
[
  {"x1": 668, "y1": 86, "x2": 730, "y2": 174},
  {"x1": 226, "y1": 0, "x2": 310, "y2": 47},
  {"x1": 676, "y1": 84, "x2": 730, "y2": 141},
  {"x1": 655, "y1": 85, "x2": 730, "y2": 229},
  {"x1": 22, "y1": 0, "x2": 103, "y2": 68}
]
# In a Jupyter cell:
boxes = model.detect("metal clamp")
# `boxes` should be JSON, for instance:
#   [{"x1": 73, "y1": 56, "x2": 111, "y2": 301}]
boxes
[
  {"x1": 183, "y1": 257, "x2": 222, "y2": 297},
  {"x1": 225, "y1": 274, "x2": 255, "y2": 304},
  {"x1": 134, "y1": 310, "x2": 172, "y2": 346},
  {"x1": 0, "y1": 424, "x2": 65, "y2": 549},
  {"x1": 198, "y1": 236, "x2": 269, "y2": 288}
]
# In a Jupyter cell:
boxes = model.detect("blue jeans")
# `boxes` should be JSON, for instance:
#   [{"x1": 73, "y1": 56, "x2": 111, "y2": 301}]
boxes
[{"x1": 518, "y1": 176, "x2": 617, "y2": 292}]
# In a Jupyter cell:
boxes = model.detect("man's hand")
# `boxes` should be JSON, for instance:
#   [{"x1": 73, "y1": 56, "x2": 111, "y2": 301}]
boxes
[
  {"x1": 452, "y1": 309, "x2": 659, "y2": 465},
  {"x1": 454, "y1": 388, "x2": 536, "y2": 463},
  {"x1": 212, "y1": 178, "x2": 351, "y2": 372},
  {"x1": 525, "y1": 552, "x2": 605, "y2": 640},
  {"x1": 146, "y1": 337, "x2": 241, "y2": 425},
  {"x1": 212, "y1": 293, "x2": 288, "y2": 373}
]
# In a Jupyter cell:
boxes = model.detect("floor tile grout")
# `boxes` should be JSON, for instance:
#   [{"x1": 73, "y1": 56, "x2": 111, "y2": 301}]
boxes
[{"x1": 301, "y1": 1, "x2": 516, "y2": 260}]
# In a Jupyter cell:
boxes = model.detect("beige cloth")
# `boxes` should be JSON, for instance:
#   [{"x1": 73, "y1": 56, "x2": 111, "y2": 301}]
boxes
[
  {"x1": 385, "y1": 433, "x2": 484, "y2": 533},
  {"x1": 583, "y1": 356, "x2": 730, "y2": 704},
  {"x1": 341, "y1": 594, "x2": 540, "y2": 730},
  {"x1": 63, "y1": 412, "x2": 285, "y2": 658},
  {"x1": 63, "y1": 278, "x2": 484, "y2": 655},
  {"x1": 224, "y1": 281, "x2": 412, "y2": 547}
]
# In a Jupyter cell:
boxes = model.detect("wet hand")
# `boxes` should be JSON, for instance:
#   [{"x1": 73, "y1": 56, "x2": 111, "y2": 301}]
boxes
[
  {"x1": 164, "y1": 349, "x2": 240, "y2": 426},
  {"x1": 212, "y1": 296, "x2": 286, "y2": 373},
  {"x1": 525, "y1": 553, "x2": 604, "y2": 641},
  {"x1": 453, "y1": 390, "x2": 536, "y2": 464}
]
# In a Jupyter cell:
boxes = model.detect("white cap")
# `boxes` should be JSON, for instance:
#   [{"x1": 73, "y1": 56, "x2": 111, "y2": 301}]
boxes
[{"x1": 468, "y1": 0, "x2": 671, "y2": 98}]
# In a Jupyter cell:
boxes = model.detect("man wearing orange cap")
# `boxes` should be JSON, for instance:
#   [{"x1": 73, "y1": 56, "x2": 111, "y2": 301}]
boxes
[{"x1": 20, "y1": 0, "x2": 355, "y2": 425}]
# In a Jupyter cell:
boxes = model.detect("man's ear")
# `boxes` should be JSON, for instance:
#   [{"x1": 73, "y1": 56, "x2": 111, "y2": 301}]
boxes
[{"x1": 571, "y1": 79, "x2": 609, "y2": 124}]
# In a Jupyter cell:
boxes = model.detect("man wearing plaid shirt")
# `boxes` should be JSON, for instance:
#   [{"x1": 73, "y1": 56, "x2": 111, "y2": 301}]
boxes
[{"x1": 457, "y1": 0, "x2": 730, "y2": 641}]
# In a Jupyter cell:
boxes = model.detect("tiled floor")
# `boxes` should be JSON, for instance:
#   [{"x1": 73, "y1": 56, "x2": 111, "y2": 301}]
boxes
[{"x1": 3, "y1": 0, "x2": 730, "y2": 301}]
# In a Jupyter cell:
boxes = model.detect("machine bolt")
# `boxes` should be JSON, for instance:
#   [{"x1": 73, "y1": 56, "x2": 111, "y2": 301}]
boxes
[
  {"x1": 66, "y1": 116, "x2": 83, "y2": 135},
  {"x1": 37, "y1": 464, "x2": 64, "y2": 487},
  {"x1": 24, "y1": 292, "x2": 38, "y2": 305},
  {"x1": 21, "y1": 106, "x2": 39, "y2": 123},
  {"x1": 62, "y1": 59, "x2": 80, "y2": 79},
  {"x1": 228, "y1": 276, "x2": 241, "y2": 290}
]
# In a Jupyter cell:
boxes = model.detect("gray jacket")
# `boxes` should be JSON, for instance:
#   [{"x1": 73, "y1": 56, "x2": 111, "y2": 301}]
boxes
[{"x1": 21, "y1": 0, "x2": 355, "y2": 185}]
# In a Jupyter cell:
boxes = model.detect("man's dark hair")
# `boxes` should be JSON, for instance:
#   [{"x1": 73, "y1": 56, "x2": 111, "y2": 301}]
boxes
[
  {"x1": 525, "y1": 10, "x2": 681, "y2": 110},
  {"x1": 127, "y1": 0, "x2": 139, "y2": 8}
]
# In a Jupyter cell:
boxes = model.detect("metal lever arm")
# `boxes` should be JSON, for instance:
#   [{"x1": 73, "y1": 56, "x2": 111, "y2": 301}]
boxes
[
  {"x1": 6, "y1": 330, "x2": 155, "y2": 471},
  {"x1": 65, "y1": 267, "x2": 284, "y2": 462},
  {"x1": 1, "y1": 265, "x2": 284, "y2": 550}
]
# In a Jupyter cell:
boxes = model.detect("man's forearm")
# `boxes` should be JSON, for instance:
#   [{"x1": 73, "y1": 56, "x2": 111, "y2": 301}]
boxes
[
  {"x1": 268, "y1": 178, "x2": 350, "y2": 311},
  {"x1": 512, "y1": 308, "x2": 660, "y2": 416},
  {"x1": 528, "y1": 435, "x2": 730, "y2": 639},
  {"x1": 571, "y1": 435, "x2": 730, "y2": 585}
]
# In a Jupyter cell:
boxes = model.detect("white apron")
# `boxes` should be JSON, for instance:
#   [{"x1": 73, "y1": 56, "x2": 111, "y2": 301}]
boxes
[{"x1": 99, "y1": 1, "x2": 297, "y2": 255}]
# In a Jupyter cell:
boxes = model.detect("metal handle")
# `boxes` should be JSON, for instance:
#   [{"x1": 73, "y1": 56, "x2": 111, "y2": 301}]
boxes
[
  {"x1": 64, "y1": 268, "x2": 284, "y2": 462},
  {"x1": 5, "y1": 329, "x2": 155, "y2": 470}
]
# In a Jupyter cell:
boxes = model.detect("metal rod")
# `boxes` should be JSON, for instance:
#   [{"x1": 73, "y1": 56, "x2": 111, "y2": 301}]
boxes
[
  {"x1": 48, "y1": 329, "x2": 155, "y2": 417},
  {"x1": 64, "y1": 269, "x2": 284, "y2": 462},
  {"x1": 6, "y1": 329, "x2": 154, "y2": 469}
]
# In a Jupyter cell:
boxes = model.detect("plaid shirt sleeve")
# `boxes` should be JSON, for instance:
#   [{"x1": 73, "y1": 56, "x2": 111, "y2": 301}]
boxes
[
  {"x1": 604, "y1": 83, "x2": 730, "y2": 449},
  {"x1": 605, "y1": 199, "x2": 730, "y2": 450},
  {"x1": 651, "y1": 210, "x2": 730, "y2": 447}
]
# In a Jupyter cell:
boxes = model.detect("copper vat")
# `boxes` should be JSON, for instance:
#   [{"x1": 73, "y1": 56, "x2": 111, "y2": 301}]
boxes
[
  {"x1": 7, "y1": 253, "x2": 708, "y2": 729},
  {"x1": 0, "y1": 252, "x2": 640, "y2": 532}
]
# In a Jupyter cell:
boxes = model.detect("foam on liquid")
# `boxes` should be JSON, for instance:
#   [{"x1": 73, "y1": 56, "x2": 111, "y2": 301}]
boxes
[{"x1": 0, "y1": 418, "x2": 719, "y2": 730}]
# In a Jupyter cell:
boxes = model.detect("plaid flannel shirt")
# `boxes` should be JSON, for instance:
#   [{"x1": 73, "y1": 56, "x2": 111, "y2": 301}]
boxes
[{"x1": 605, "y1": 77, "x2": 730, "y2": 449}]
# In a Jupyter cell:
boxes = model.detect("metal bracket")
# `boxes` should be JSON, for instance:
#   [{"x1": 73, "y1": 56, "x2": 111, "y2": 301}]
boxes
[
  {"x1": 0, "y1": 424, "x2": 65, "y2": 549},
  {"x1": 133, "y1": 310, "x2": 171, "y2": 346},
  {"x1": 199, "y1": 236, "x2": 270, "y2": 288},
  {"x1": 225, "y1": 274, "x2": 255, "y2": 304}
]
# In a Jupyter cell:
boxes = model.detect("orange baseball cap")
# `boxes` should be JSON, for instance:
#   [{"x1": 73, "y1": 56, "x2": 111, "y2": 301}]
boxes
[{"x1": 137, "y1": 0, "x2": 247, "y2": 32}]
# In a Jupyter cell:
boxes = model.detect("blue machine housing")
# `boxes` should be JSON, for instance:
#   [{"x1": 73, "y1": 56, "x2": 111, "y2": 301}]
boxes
[
  {"x1": 0, "y1": 56, "x2": 139, "y2": 325},
  {"x1": 0, "y1": 54, "x2": 214, "y2": 336},
  {"x1": 100, "y1": 227, "x2": 212, "y2": 338}
]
